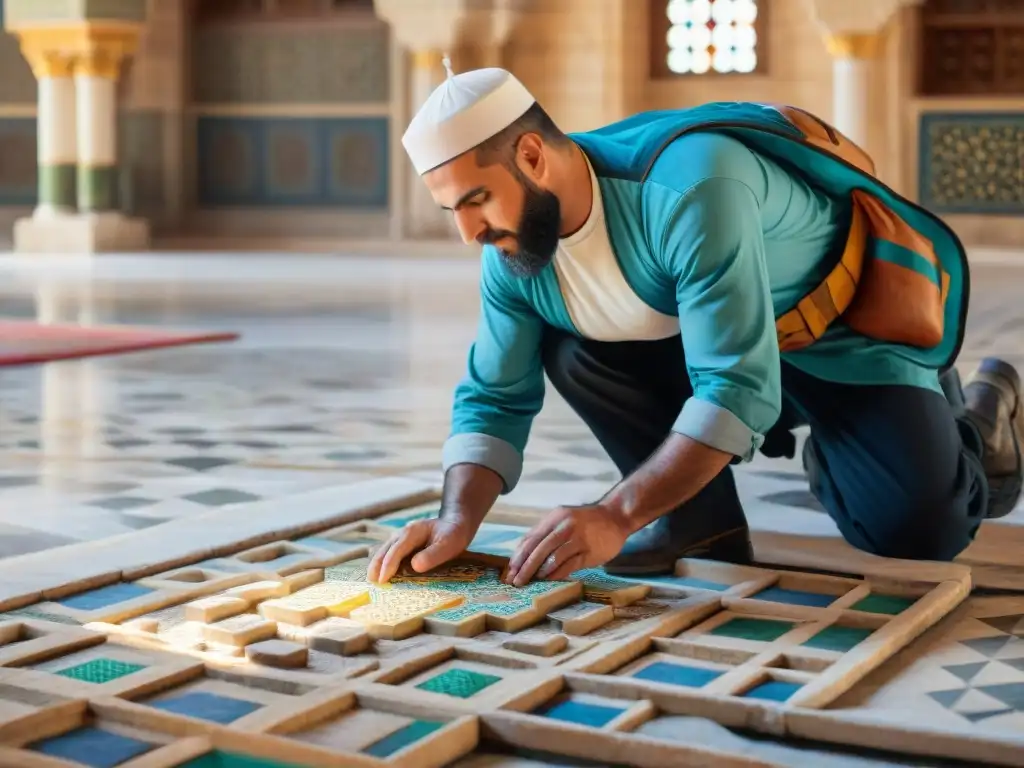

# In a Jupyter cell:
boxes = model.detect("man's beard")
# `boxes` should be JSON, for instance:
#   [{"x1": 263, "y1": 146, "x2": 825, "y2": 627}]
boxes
[{"x1": 482, "y1": 179, "x2": 562, "y2": 278}]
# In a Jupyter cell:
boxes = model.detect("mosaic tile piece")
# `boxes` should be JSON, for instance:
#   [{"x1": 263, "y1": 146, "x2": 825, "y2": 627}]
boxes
[
  {"x1": 177, "y1": 751, "x2": 308, "y2": 768},
  {"x1": 54, "y1": 657, "x2": 146, "y2": 684},
  {"x1": 632, "y1": 661, "x2": 723, "y2": 688},
  {"x1": 708, "y1": 617, "x2": 795, "y2": 642},
  {"x1": 536, "y1": 698, "x2": 625, "y2": 727},
  {"x1": 415, "y1": 667, "x2": 501, "y2": 699},
  {"x1": 802, "y1": 625, "x2": 874, "y2": 652},
  {"x1": 571, "y1": 569, "x2": 634, "y2": 593},
  {"x1": 363, "y1": 720, "x2": 445, "y2": 758},
  {"x1": 920, "y1": 114, "x2": 1024, "y2": 215},
  {"x1": 851, "y1": 594, "x2": 916, "y2": 615},
  {"x1": 348, "y1": 589, "x2": 463, "y2": 634},
  {"x1": 148, "y1": 691, "x2": 263, "y2": 724},
  {"x1": 30, "y1": 726, "x2": 154, "y2": 768},
  {"x1": 751, "y1": 587, "x2": 836, "y2": 608},
  {"x1": 259, "y1": 581, "x2": 372, "y2": 624},
  {"x1": 743, "y1": 680, "x2": 802, "y2": 702},
  {"x1": 56, "y1": 583, "x2": 154, "y2": 611}
]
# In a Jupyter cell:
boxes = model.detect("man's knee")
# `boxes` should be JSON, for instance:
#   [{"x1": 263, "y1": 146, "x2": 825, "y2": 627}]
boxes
[{"x1": 848, "y1": 482, "x2": 976, "y2": 562}]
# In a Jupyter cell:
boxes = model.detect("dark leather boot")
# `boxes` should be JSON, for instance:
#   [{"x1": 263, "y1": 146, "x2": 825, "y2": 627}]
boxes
[
  {"x1": 602, "y1": 517, "x2": 753, "y2": 576},
  {"x1": 963, "y1": 358, "x2": 1024, "y2": 519}
]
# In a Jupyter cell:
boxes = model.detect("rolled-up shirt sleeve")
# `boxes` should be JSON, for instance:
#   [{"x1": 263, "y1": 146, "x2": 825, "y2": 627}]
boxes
[
  {"x1": 650, "y1": 176, "x2": 782, "y2": 461},
  {"x1": 443, "y1": 248, "x2": 546, "y2": 491}
]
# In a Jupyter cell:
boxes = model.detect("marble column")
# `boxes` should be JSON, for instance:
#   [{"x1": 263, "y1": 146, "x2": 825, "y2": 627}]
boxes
[
  {"x1": 74, "y1": 51, "x2": 121, "y2": 213},
  {"x1": 406, "y1": 49, "x2": 455, "y2": 238},
  {"x1": 825, "y1": 32, "x2": 882, "y2": 148},
  {"x1": 33, "y1": 53, "x2": 78, "y2": 216}
]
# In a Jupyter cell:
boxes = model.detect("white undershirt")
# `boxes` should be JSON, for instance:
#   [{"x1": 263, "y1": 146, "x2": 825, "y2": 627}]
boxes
[{"x1": 553, "y1": 157, "x2": 680, "y2": 342}]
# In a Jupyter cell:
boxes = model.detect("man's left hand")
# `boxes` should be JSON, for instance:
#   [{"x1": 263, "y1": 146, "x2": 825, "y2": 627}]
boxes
[{"x1": 504, "y1": 503, "x2": 631, "y2": 587}]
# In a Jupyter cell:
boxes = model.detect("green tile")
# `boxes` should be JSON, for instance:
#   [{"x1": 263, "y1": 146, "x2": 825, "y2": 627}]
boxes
[
  {"x1": 708, "y1": 617, "x2": 794, "y2": 642},
  {"x1": 177, "y1": 750, "x2": 310, "y2": 767},
  {"x1": 802, "y1": 625, "x2": 874, "y2": 652},
  {"x1": 850, "y1": 594, "x2": 916, "y2": 615},
  {"x1": 54, "y1": 658, "x2": 146, "y2": 684},
  {"x1": 363, "y1": 720, "x2": 444, "y2": 758},
  {"x1": 415, "y1": 668, "x2": 501, "y2": 699}
]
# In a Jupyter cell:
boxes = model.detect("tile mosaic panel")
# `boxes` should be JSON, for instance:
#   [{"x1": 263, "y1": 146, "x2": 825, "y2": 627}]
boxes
[
  {"x1": 197, "y1": 117, "x2": 389, "y2": 209},
  {"x1": 919, "y1": 112, "x2": 1024, "y2": 215}
]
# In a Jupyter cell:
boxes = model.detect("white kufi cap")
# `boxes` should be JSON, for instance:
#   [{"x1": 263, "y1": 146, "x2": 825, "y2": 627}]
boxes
[{"x1": 402, "y1": 59, "x2": 536, "y2": 175}]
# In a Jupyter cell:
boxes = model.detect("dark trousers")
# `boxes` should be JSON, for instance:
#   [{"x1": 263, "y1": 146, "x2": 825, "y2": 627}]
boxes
[{"x1": 541, "y1": 329, "x2": 986, "y2": 562}]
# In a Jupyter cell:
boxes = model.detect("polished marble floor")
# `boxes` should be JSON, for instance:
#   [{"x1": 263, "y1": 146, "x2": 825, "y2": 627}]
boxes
[
  {"x1": 0, "y1": 252, "x2": 1021, "y2": 563},
  {"x1": 0, "y1": 252, "x2": 1021, "y2": 767}
]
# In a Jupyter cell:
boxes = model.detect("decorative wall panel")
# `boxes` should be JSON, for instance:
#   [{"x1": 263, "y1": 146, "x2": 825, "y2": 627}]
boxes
[
  {"x1": 919, "y1": 0, "x2": 1024, "y2": 96},
  {"x1": 191, "y1": 26, "x2": 390, "y2": 104},
  {"x1": 196, "y1": 116, "x2": 389, "y2": 208},
  {"x1": 0, "y1": 117, "x2": 36, "y2": 205},
  {"x1": 919, "y1": 113, "x2": 1024, "y2": 215}
]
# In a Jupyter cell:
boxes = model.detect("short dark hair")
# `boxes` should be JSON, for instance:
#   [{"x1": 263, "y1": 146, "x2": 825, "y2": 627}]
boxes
[{"x1": 474, "y1": 102, "x2": 569, "y2": 169}]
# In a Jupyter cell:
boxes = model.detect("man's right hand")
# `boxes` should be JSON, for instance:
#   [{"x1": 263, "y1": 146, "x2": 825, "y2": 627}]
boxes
[{"x1": 367, "y1": 517, "x2": 476, "y2": 584}]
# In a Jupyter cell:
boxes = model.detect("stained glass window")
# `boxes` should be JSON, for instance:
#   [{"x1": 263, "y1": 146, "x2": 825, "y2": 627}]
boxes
[{"x1": 662, "y1": 0, "x2": 760, "y2": 74}]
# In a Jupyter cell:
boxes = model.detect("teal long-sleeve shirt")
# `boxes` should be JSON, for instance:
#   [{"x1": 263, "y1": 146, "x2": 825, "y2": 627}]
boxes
[{"x1": 443, "y1": 128, "x2": 941, "y2": 493}]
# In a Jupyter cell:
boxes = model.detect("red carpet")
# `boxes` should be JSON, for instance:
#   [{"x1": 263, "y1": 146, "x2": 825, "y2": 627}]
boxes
[{"x1": 0, "y1": 320, "x2": 239, "y2": 367}]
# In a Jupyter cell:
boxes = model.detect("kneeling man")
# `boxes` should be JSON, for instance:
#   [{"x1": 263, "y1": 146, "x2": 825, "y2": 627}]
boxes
[{"x1": 370, "y1": 64, "x2": 1023, "y2": 587}]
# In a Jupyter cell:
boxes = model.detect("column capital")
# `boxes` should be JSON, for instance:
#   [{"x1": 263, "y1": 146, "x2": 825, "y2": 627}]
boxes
[
  {"x1": 14, "y1": 22, "x2": 142, "y2": 79},
  {"x1": 804, "y1": 0, "x2": 923, "y2": 55},
  {"x1": 373, "y1": 0, "x2": 526, "y2": 54},
  {"x1": 824, "y1": 32, "x2": 885, "y2": 59},
  {"x1": 20, "y1": 49, "x2": 76, "y2": 79}
]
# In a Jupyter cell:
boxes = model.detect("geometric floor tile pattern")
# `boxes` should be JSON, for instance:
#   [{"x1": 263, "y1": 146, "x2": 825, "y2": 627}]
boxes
[
  {"x1": 926, "y1": 615, "x2": 1024, "y2": 723},
  {"x1": 0, "y1": 497, "x2": 979, "y2": 767},
  {"x1": 832, "y1": 596, "x2": 1024, "y2": 741},
  {"x1": 0, "y1": 255, "x2": 1022, "y2": 767}
]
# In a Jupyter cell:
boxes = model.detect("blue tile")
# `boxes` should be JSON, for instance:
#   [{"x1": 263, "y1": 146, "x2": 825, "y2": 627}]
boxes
[
  {"x1": 536, "y1": 698, "x2": 625, "y2": 728},
  {"x1": 31, "y1": 726, "x2": 154, "y2": 768},
  {"x1": 56, "y1": 583, "x2": 153, "y2": 611},
  {"x1": 632, "y1": 661, "x2": 723, "y2": 688},
  {"x1": 196, "y1": 117, "x2": 263, "y2": 206},
  {"x1": 323, "y1": 117, "x2": 389, "y2": 207},
  {"x1": 147, "y1": 691, "x2": 263, "y2": 724},
  {"x1": 743, "y1": 680, "x2": 802, "y2": 702},
  {"x1": 751, "y1": 586, "x2": 836, "y2": 608}
]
